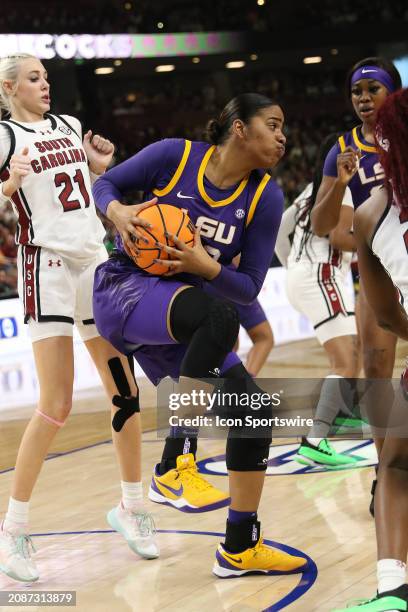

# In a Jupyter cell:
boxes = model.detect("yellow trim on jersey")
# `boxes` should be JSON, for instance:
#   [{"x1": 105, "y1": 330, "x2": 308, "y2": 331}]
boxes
[
  {"x1": 197, "y1": 145, "x2": 249, "y2": 207},
  {"x1": 338, "y1": 135, "x2": 346, "y2": 153},
  {"x1": 352, "y1": 127, "x2": 377, "y2": 153},
  {"x1": 153, "y1": 140, "x2": 192, "y2": 197},
  {"x1": 246, "y1": 173, "x2": 271, "y2": 226}
]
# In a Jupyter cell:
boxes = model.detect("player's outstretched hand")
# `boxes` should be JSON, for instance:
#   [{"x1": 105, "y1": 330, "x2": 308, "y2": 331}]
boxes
[
  {"x1": 337, "y1": 146, "x2": 361, "y2": 185},
  {"x1": 155, "y1": 227, "x2": 221, "y2": 280},
  {"x1": 83, "y1": 130, "x2": 115, "y2": 175},
  {"x1": 107, "y1": 197, "x2": 158, "y2": 257},
  {"x1": 2, "y1": 147, "x2": 31, "y2": 197}
]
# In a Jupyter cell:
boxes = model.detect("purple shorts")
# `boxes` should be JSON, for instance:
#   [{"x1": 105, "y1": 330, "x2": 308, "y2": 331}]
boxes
[
  {"x1": 235, "y1": 299, "x2": 267, "y2": 331},
  {"x1": 126, "y1": 282, "x2": 241, "y2": 384},
  {"x1": 93, "y1": 254, "x2": 199, "y2": 354},
  {"x1": 93, "y1": 255, "x2": 241, "y2": 384},
  {"x1": 134, "y1": 345, "x2": 241, "y2": 385}
]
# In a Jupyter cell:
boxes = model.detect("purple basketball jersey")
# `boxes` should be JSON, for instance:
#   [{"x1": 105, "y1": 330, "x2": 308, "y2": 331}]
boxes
[
  {"x1": 92, "y1": 138, "x2": 283, "y2": 360},
  {"x1": 104, "y1": 139, "x2": 279, "y2": 264},
  {"x1": 323, "y1": 126, "x2": 384, "y2": 208}
]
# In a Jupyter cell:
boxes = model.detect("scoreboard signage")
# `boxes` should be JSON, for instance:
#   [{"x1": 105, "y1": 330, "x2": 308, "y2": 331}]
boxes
[{"x1": 0, "y1": 32, "x2": 243, "y2": 60}]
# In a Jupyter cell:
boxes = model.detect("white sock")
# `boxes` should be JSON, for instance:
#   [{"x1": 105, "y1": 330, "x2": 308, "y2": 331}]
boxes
[
  {"x1": 306, "y1": 437, "x2": 323, "y2": 447},
  {"x1": 121, "y1": 481, "x2": 143, "y2": 511},
  {"x1": 377, "y1": 558, "x2": 406, "y2": 594},
  {"x1": 4, "y1": 497, "x2": 29, "y2": 531}
]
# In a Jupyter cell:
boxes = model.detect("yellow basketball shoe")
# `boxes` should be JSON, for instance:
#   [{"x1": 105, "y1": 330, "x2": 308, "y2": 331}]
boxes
[
  {"x1": 213, "y1": 519, "x2": 308, "y2": 578},
  {"x1": 148, "y1": 453, "x2": 230, "y2": 513}
]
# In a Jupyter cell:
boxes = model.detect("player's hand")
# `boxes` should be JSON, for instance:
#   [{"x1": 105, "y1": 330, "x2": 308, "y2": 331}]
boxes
[
  {"x1": 337, "y1": 146, "x2": 361, "y2": 185},
  {"x1": 106, "y1": 198, "x2": 158, "y2": 257},
  {"x1": 83, "y1": 130, "x2": 115, "y2": 175},
  {"x1": 2, "y1": 147, "x2": 31, "y2": 197},
  {"x1": 155, "y1": 227, "x2": 221, "y2": 279}
]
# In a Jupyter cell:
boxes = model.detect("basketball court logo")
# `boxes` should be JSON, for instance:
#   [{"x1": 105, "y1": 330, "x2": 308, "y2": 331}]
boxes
[{"x1": 197, "y1": 439, "x2": 377, "y2": 476}]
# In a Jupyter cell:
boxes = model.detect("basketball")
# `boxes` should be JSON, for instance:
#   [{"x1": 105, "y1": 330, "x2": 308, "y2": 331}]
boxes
[{"x1": 129, "y1": 203, "x2": 195, "y2": 275}]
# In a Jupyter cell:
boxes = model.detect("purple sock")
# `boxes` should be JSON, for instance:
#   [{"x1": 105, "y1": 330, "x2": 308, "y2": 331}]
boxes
[{"x1": 228, "y1": 508, "x2": 257, "y2": 524}]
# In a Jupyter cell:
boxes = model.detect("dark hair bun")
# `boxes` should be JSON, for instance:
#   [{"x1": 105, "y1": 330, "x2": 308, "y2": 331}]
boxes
[{"x1": 205, "y1": 118, "x2": 222, "y2": 145}]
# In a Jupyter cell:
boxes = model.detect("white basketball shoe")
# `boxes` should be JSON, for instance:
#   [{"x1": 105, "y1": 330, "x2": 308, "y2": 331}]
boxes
[
  {"x1": 107, "y1": 503, "x2": 159, "y2": 559},
  {"x1": 0, "y1": 521, "x2": 39, "y2": 582}
]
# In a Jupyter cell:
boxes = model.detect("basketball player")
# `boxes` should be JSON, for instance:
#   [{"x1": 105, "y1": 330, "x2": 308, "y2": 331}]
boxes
[
  {"x1": 333, "y1": 88, "x2": 408, "y2": 612},
  {"x1": 0, "y1": 54, "x2": 158, "y2": 584},
  {"x1": 276, "y1": 133, "x2": 362, "y2": 468},
  {"x1": 311, "y1": 58, "x2": 402, "y2": 510},
  {"x1": 93, "y1": 94, "x2": 308, "y2": 576}
]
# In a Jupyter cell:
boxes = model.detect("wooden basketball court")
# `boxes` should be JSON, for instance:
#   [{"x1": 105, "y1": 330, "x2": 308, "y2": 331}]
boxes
[{"x1": 0, "y1": 337, "x2": 406, "y2": 612}]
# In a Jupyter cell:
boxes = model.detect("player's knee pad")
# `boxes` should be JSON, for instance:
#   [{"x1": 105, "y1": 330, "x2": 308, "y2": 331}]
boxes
[
  {"x1": 170, "y1": 288, "x2": 239, "y2": 351},
  {"x1": 35, "y1": 408, "x2": 66, "y2": 428},
  {"x1": 226, "y1": 436, "x2": 271, "y2": 471},
  {"x1": 207, "y1": 298, "x2": 240, "y2": 353},
  {"x1": 108, "y1": 357, "x2": 140, "y2": 432}
]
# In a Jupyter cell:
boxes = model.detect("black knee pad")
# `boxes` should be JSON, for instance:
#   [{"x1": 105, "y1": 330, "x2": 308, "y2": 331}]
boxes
[
  {"x1": 212, "y1": 374, "x2": 274, "y2": 422},
  {"x1": 207, "y1": 298, "x2": 240, "y2": 353},
  {"x1": 108, "y1": 357, "x2": 140, "y2": 432},
  {"x1": 170, "y1": 288, "x2": 239, "y2": 378},
  {"x1": 226, "y1": 437, "x2": 271, "y2": 471},
  {"x1": 170, "y1": 287, "x2": 239, "y2": 351}
]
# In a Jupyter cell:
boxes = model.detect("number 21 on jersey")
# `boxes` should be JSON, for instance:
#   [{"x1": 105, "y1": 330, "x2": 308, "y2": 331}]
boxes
[{"x1": 54, "y1": 169, "x2": 90, "y2": 212}]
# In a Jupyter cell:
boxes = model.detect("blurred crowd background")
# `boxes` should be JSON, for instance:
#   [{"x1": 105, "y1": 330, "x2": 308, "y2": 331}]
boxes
[
  {"x1": 0, "y1": 0, "x2": 406, "y2": 297},
  {"x1": 2, "y1": 0, "x2": 408, "y2": 34}
]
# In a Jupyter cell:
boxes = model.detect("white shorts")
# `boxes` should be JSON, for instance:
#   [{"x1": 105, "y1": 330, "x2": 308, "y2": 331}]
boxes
[
  {"x1": 286, "y1": 262, "x2": 357, "y2": 345},
  {"x1": 17, "y1": 244, "x2": 107, "y2": 343}
]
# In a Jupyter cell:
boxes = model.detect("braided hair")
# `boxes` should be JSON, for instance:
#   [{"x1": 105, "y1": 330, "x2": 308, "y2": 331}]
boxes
[{"x1": 294, "y1": 132, "x2": 342, "y2": 261}]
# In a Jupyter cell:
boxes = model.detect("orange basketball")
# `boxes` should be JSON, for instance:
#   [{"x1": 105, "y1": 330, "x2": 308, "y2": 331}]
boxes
[{"x1": 128, "y1": 204, "x2": 195, "y2": 275}]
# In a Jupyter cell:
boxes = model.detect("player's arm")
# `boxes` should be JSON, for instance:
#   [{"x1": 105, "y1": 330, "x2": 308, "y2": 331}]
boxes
[
  {"x1": 355, "y1": 195, "x2": 408, "y2": 340},
  {"x1": 0, "y1": 126, "x2": 30, "y2": 204},
  {"x1": 328, "y1": 189, "x2": 356, "y2": 252},
  {"x1": 62, "y1": 115, "x2": 114, "y2": 182},
  {"x1": 245, "y1": 321, "x2": 274, "y2": 377},
  {"x1": 311, "y1": 143, "x2": 360, "y2": 237},
  {"x1": 83, "y1": 130, "x2": 114, "y2": 177},
  {"x1": 92, "y1": 139, "x2": 185, "y2": 253},
  {"x1": 274, "y1": 203, "x2": 297, "y2": 267}
]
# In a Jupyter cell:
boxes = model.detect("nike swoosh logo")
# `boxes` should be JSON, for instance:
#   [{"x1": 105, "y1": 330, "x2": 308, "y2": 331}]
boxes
[
  {"x1": 224, "y1": 553, "x2": 243, "y2": 564},
  {"x1": 177, "y1": 191, "x2": 194, "y2": 199},
  {"x1": 159, "y1": 481, "x2": 184, "y2": 497},
  {"x1": 361, "y1": 68, "x2": 377, "y2": 74}
]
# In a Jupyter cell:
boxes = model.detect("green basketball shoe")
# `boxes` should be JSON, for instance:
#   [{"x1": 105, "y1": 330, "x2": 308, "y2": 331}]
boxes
[
  {"x1": 295, "y1": 437, "x2": 361, "y2": 468},
  {"x1": 332, "y1": 584, "x2": 408, "y2": 611}
]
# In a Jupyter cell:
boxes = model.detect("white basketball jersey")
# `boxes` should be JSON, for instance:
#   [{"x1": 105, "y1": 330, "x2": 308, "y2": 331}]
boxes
[
  {"x1": 0, "y1": 113, "x2": 105, "y2": 260},
  {"x1": 287, "y1": 183, "x2": 353, "y2": 270},
  {"x1": 371, "y1": 201, "x2": 408, "y2": 312}
]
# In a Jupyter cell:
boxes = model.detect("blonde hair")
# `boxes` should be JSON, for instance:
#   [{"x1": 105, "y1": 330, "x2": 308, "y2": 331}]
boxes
[{"x1": 0, "y1": 54, "x2": 38, "y2": 113}]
